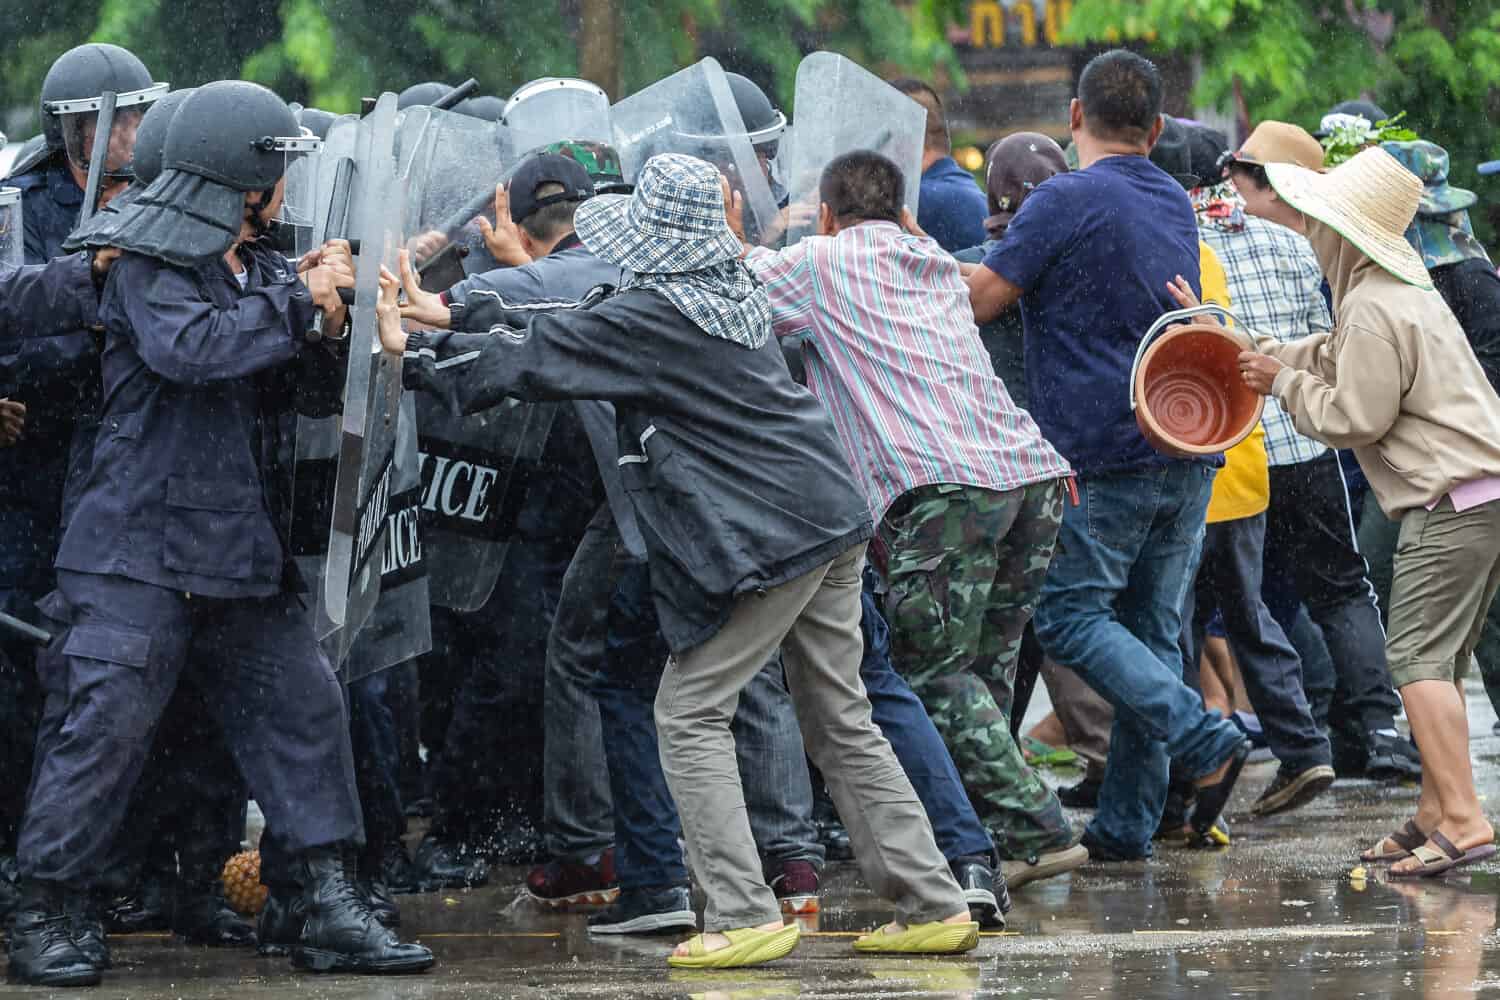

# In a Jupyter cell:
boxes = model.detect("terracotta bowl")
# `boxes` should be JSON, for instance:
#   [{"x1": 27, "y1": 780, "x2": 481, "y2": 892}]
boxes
[{"x1": 1134, "y1": 323, "x2": 1264, "y2": 458}]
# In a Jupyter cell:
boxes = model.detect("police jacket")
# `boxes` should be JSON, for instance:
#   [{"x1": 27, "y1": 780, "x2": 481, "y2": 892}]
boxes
[
  {"x1": 403, "y1": 287, "x2": 873, "y2": 651},
  {"x1": 1, "y1": 161, "x2": 102, "y2": 600},
  {"x1": 0, "y1": 254, "x2": 98, "y2": 369},
  {"x1": 444, "y1": 239, "x2": 624, "y2": 548},
  {"x1": 54, "y1": 242, "x2": 346, "y2": 598}
]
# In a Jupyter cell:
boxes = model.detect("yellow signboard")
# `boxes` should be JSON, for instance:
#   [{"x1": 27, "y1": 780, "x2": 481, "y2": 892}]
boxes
[{"x1": 967, "y1": 0, "x2": 1154, "y2": 48}]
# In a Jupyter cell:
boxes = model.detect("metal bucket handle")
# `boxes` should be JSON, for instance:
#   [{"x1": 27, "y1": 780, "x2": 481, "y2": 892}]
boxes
[{"x1": 1129, "y1": 304, "x2": 1243, "y2": 411}]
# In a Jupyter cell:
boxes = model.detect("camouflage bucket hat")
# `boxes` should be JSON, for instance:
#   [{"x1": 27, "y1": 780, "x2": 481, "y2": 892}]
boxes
[
  {"x1": 543, "y1": 140, "x2": 627, "y2": 190},
  {"x1": 1382, "y1": 139, "x2": 1489, "y2": 268}
]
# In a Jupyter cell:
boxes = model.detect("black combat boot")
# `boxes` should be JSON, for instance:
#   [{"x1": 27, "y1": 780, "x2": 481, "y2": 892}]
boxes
[
  {"x1": 104, "y1": 872, "x2": 172, "y2": 934},
  {"x1": 291, "y1": 848, "x2": 434, "y2": 974},
  {"x1": 66, "y1": 891, "x2": 110, "y2": 971},
  {"x1": 6, "y1": 880, "x2": 101, "y2": 987},
  {"x1": 255, "y1": 885, "x2": 305, "y2": 957},
  {"x1": 172, "y1": 879, "x2": 257, "y2": 947}
]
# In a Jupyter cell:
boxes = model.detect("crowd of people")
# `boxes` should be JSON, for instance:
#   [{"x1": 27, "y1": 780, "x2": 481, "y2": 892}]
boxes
[{"x1": 1, "y1": 37, "x2": 1499, "y2": 989}]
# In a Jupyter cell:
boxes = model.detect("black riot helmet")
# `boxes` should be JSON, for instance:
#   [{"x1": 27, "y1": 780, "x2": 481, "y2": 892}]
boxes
[
  {"x1": 162, "y1": 81, "x2": 310, "y2": 191},
  {"x1": 398, "y1": 81, "x2": 453, "y2": 110},
  {"x1": 129, "y1": 87, "x2": 194, "y2": 187},
  {"x1": 457, "y1": 95, "x2": 506, "y2": 122},
  {"x1": 296, "y1": 107, "x2": 339, "y2": 141},
  {"x1": 725, "y1": 72, "x2": 787, "y2": 154},
  {"x1": 38, "y1": 43, "x2": 166, "y2": 179}
]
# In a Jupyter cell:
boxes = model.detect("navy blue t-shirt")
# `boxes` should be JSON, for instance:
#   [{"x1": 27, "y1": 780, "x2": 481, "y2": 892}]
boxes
[
  {"x1": 917, "y1": 156, "x2": 988, "y2": 254},
  {"x1": 982, "y1": 154, "x2": 1206, "y2": 475}
]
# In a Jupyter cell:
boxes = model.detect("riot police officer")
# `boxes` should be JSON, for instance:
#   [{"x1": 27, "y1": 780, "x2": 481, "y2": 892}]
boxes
[
  {"x1": 8, "y1": 80, "x2": 434, "y2": 987},
  {"x1": 0, "y1": 42, "x2": 165, "y2": 920}
]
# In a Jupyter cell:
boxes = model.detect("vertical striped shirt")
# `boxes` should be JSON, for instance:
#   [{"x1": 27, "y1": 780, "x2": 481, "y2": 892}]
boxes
[{"x1": 746, "y1": 222, "x2": 1070, "y2": 521}]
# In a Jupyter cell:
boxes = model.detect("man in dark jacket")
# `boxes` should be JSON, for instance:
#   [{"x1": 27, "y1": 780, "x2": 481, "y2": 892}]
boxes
[
  {"x1": 889, "y1": 78, "x2": 987, "y2": 253},
  {"x1": 404, "y1": 153, "x2": 830, "y2": 932},
  {"x1": 387, "y1": 153, "x2": 975, "y2": 967}
]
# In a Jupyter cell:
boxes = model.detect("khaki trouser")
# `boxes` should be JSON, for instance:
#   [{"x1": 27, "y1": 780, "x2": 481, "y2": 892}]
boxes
[
  {"x1": 1386, "y1": 498, "x2": 1500, "y2": 689},
  {"x1": 655, "y1": 542, "x2": 966, "y2": 931}
]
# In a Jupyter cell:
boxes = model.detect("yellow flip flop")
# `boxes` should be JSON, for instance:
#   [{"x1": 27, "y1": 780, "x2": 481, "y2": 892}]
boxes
[
  {"x1": 667, "y1": 923, "x2": 801, "y2": 969},
  {"x1": 853, "y1": 920, "x2": 980, "y2": 955}
]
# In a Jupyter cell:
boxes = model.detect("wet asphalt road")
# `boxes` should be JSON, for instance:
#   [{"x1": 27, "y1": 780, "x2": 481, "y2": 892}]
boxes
[{"x1": 6, "y1": 684, "x2": 1500, "y2": 998}]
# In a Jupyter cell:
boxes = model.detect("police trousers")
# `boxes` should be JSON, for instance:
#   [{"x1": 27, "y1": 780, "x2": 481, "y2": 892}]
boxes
[{"x1": 18, "y1": 571, "x2": 362, "y2": 885}]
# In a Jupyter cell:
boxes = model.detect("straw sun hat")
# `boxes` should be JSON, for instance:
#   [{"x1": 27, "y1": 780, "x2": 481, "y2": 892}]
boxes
[{"x1": 1265, "y1": 146, "x2": 1433, "y2": 290}]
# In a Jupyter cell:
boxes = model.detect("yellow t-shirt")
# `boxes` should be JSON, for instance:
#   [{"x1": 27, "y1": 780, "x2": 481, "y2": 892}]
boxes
[{"x1": 1199, "y1": 241, "x2": 1269, "y2": 524}]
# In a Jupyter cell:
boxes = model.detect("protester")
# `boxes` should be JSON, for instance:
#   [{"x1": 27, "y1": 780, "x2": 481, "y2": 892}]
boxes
[
  {"x1": 888, "y1": 78, "x2": 987, "y2": 253},
  {"x1": 1171, "y1": 146, "x2": 1500, "y2": 877},
  {"x1": 745, "y1": 149, "x2": 1087, "y2": 887},
  {"x1": 966, "y1": 49, "x2": 1250, "y2": 861},
  {"x1": 1171, "y1": 124, "x2": 1336, "y2": 817},
  {"x1": 1220, "y1": 121, "x2": 1421, "y2": 781},
  {"x1": 386, "y1": 153, "x2": 977, "y2": 967}
]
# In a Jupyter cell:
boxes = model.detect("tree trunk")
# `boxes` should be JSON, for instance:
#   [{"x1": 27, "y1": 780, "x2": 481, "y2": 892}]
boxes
[{"x1": 579, "y1": 0, "x2": 622, "y2": 99}]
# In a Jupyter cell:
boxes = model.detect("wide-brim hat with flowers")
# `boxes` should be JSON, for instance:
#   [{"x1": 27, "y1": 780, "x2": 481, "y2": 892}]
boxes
[
  {"x1": 1265, "y1": 146, "x2": 1433, "y2": 290},
  {"x1": 574, "y1": 152, "x2": 743, "y2": 274}
]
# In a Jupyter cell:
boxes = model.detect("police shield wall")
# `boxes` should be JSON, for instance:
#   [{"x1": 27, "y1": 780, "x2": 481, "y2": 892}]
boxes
[
  {"x1": 610, "y1": 57, "x2": 779, "y2": 246},
  {"x1": 784, "y1": 52, "x2": 925, "y2": 244}
]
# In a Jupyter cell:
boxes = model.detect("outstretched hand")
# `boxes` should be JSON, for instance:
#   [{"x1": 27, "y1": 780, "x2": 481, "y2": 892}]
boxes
[
  {"x1": 477, "y1": 184, "x2": 531, "y2": 266},
  {"x1": 397, "y1": 249, "x2": 449, "y2": 329},
  {"x1": 376, "y1": 259, "x2": 407, "y2": 355}
]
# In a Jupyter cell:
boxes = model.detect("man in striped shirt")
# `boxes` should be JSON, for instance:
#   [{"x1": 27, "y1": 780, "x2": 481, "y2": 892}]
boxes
[{"x1": 747, "y1": 150, "x2": 1085, "y2": 879}]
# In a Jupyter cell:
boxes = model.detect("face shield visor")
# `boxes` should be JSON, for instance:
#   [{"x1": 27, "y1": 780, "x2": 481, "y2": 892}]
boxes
[
  {"x1": 0, "y1": 188, "x2": 21, "y2": 269},
  {"x1": 272, "y1": 131, "x2": 325, "y2": 254},
  {"x1": 49, "y1": 82, "x2": 169, "y2": 181}
]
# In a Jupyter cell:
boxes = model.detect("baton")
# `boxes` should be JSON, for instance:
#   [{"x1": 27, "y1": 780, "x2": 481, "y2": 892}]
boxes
[
  {"x1": 432, "y1": 79, "x2": 479, "y2": 112},
  {"x1": 78, "y1": 90, "x2": 118, "y2": 226},
  {"x1": 0, "y1": 611, "x2": 51, "y2": 646}
]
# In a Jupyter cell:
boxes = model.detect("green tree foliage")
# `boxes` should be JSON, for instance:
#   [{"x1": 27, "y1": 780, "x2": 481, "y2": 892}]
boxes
[
  {"x1": 1061, "y1": 0, "x2": 1500, "y2": 236},
  {"x1": 1, "y1": 0, "x2": 963, "y2": 135}
]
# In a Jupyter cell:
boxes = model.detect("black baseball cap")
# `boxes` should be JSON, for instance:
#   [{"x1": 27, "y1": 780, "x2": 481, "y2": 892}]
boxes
[
  {"x1": 508, "y1": 153, "x2": 595, "y2": 224},
  {"x1": 1314, "y1": 99, "x2": 1390, "y2": 138}
]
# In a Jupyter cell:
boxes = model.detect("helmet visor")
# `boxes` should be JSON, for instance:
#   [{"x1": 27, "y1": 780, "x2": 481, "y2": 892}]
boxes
[{"x1": 50, "y1": 83, "x2": 168, "y2": 179}]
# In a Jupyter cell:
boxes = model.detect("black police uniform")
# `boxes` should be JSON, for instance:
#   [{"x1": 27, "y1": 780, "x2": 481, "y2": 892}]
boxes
[{"x1": 17, "y1": 242, "x2": 363, "y2": 885}]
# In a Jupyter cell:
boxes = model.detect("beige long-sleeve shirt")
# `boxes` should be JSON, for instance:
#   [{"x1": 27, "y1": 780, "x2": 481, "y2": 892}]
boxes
[{"x1": 1261, "y1": 221, "x2": 1500, "y2": 516}]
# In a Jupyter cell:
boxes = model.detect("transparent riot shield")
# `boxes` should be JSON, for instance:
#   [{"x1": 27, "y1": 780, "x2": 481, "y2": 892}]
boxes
[
  {"x1": 783, "y1": 52, "x2": 925, "y2": 244},
  {"x1": 397, "y1": 105, "x2": 513, "y2": 278},
  {"x1": 0, "y1": 189, "x2": 20, "y2": 268},
  {"x1": 415, "y1": 394, "x2": 559, "y2": 611},
  {"x1": 397, "y1": 106, "x2": 561, "y2": 611},
  {"x1": 311, "y1": 92, "x2": 405, "y2": 647},
  {"x1": 341, "y1": 392, "x2": 432, "y2": 679},
  {"x1": 503, "y1": 78, "x2": 612, "y2": 157},
  {"x1": 610, "y1": 57, "x2": 779, "y2": 246}
]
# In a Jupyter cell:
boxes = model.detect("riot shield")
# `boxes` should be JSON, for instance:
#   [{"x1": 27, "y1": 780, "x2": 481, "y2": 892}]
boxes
[
  {"x1": 342, "y1": 392, "x2": 432, "y2": 679},
  {"x1": 0, "y1": 189, "x2": 20, "y2": 268},
  {"x1": 783, "y1": 52, "x2": 925, "y2": 244},
  {"x1": 396, "y1": 105, "x2": 563, "y2": 611},
  {"x1": 503, "y1": 78, "x2": 612, "y2": 157},
  {"x1": 310, "y1": 93, "x2": 405, "y2": 647},
  {"x1": 610, "y1": 58, "x2": 779, "y2": 246},
  {"x1": 396, "y1": 105, "x2": 513, "y2": 278},
  {"x1": 415, "y1": 394, "x2": 559, "y2": 611}
]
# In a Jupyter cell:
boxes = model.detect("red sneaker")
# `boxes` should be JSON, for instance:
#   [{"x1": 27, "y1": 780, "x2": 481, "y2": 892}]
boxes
[
  {"x1": 524, "y1": 848, "x2": 619, "y2": 908},
  {"x1": 769, "y1": 860, "x2": 820, "y2": 915}
]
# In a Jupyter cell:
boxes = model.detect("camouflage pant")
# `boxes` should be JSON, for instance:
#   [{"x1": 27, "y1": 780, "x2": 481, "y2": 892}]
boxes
[{"x1": 881, "y1": 480, "x2": 1072, "y2": 859}]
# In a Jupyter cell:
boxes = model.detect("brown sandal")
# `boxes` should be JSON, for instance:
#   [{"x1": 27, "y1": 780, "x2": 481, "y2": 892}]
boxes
[{"x1": 1361, "y1": 820, "x2": 1426, "y2": 864}]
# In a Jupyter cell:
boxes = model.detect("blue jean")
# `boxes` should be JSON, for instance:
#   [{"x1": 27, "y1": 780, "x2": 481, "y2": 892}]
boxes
[
  {"x1": 567, "y1": 506, "x2": 822, "y2": 891},
  {"x1": 858, "y1": 584, "x2": 994, "y2": 863},
  {"x1": 1033, "y1": 463, "x2": 1243, "y2": 857}
]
